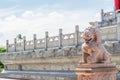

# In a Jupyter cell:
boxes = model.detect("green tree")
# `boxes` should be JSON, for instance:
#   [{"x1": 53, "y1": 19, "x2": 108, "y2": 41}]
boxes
[
  {"x1": 16, "y1": 34, "x2": 23, "y2": 46},
  {"x1": 0, "y1": 47, "x2": 6, "y2": 69},
  {"x1": 16, "y1": 34, "x2": 23, "y2": 42},
  {"x1": 0, "y1": 62, "x2": 4, "y2": 69},
  {"x1": 0, "y1": 47, "x2": 6, "y2": 53}
]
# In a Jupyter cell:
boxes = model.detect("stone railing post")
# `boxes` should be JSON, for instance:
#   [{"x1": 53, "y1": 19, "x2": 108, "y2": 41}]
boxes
[
  {"x1": 33, "y1": 34, "x2": 36, "y2": 50},
  {"x1": 45, "y1": 31, "x2": 48, "y2": 51},
  {"x1": 14, "y1": 38, "x2": 17, "y2": 52},
  {"x1": 75, "y1": 25, "x2": 79, "y2": 47},
  {"x1": 6, "y1": 40, "x2": 9, "y2": 53},
  {"x1": 23, "y1": 36, "x2": 26, "y2": 51},
  {"x1": 59, "y1": 28, "x2": 62, "y2": 49}
]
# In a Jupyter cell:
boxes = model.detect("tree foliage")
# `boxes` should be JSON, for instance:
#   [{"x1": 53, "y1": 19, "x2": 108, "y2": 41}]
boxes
[
  {"x1": 0, "y1": 62, "x2": 4, "y2": 68},
  {"x1": 0, "y1": 47, "x2": 6, "y2": 69},
  {"x1": 0, "y1": 47, "x2": 6, "y2": 53},
  {"x1": 16, "y1": 34, "x2": 23, "y2": 41}
]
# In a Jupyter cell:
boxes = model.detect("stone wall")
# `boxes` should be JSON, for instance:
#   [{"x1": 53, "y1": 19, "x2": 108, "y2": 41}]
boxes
[
  {"x1": 100, "y1": 25, "x2": 117, "y2": 41},
  {"x1": 0, "y1": 46, "x2": 81, "y2": 71},
  {"x1": 1, "y1": 45, "x2": 120, "y2": 79},
  {"x1": 0, "y1": 46, "x2": 81, "y2": 79},
  {"x1": 1, "y1": 45, "x2": 120, "y2": 71},
  {"x1": 104, "y1": 41, "x2": 120, "y2": 54}
]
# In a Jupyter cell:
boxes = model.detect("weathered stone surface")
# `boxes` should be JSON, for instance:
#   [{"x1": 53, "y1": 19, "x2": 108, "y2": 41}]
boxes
[
  {"x1": 0, "y1": 45, "x2": 120, "y2": 80},
  {"x1": 0, "y1": 46, "x2": 82, "y2": 62},
  {"x1": 2, "y1": 71, "x2": 77, "y2": 80},
  {"x1": 75, "y1": 63, "x2": 118, "y2": 80},
  {"x1": 3, "y1": 57, "x2": 79, "y2": 71}
]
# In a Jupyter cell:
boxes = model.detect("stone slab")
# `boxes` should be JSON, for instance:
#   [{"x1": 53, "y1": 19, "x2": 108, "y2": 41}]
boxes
[
  {"x1": 77, "y1": 63, "x2": 116, "y2": 68},
  {"x1": 75, "y1": 63, "x2": 118, "y2": 80},
  {"x1": 1, "y1": 70, "x2": 77, "y2": 80}
]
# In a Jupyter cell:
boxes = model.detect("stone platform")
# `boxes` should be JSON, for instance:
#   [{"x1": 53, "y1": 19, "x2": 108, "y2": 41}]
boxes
[
  {"x1": 75, "y1": 63, "x2": 118, "y2": 80},
  {"x1": 0, "y1": 78, "x2": 28, "y2": 80},
  {"x1": 1, "y1": 70, "x2": 77, "y2": 80}
]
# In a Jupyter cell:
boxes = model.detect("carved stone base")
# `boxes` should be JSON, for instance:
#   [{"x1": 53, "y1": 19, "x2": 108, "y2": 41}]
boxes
[{"x1": 75, "y1": 63, "x2": 118, "y2": 80}]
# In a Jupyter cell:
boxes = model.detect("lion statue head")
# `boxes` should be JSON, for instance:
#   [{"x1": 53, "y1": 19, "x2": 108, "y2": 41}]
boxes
[{"x1": 81, "y1": 27, "x2": 101, "y2": 43}]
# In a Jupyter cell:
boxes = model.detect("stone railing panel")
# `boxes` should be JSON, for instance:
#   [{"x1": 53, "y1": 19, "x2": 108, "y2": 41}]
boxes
[
  {"x1": 25, "y1": 40, "x2": 34, "y2": 50},
  {"x1": 16, "y1": 43, "x2": 24, "y2": 51},
  {"x1": 8, "y1": 44, "x2": 15, "y2": 52},
  {"x1": 36, "y1": 39, "x2": 45, "y2": 49},
  {"x1": 62, "y1": 33, "x2": 75, "y2": 46},
  {"x1": 48, "y1": 36, "x2": 59, "y2": 48}
]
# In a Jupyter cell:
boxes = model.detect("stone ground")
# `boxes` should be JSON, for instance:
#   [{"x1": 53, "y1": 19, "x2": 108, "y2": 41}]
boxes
[
  {"x1": 0, "y1": 78, "x2": 28, "y2": 80},
  {"x1": 0, "y1": 78, "x2": 18, "y2": 80},
  {"x1": 0, "y1": 73, "x2": 119, "y2": 80},
  {"x1": 0, "y1": 77, "x2": 29, "y2": 80}
]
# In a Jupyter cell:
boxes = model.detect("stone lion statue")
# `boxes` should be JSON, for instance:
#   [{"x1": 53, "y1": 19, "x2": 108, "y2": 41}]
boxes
[{"x1": 81, "y1": 27, "x2": 111, "y2": 64}]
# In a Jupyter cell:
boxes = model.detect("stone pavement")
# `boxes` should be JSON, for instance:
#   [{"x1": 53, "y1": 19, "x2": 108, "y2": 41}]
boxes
[
  {"x1": 0, "y1": 78, "x2": 28, "y2": 80},
  {"x1": 0, "y1": 78, "x2": 18, "y2": 80}
]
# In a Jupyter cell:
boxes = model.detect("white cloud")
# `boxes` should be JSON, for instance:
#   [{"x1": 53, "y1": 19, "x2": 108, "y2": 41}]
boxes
[
  {"x1": 22, "y1": 11, "x2": 36, "y2": 18},
  {"x1": 0, "y1": 32, "x2": 4, "y2": 37},
  {"x1": 0, "y1": 6, "x2": 20, "y2": 17},
  {"x1": 104, "y1": 0, "x2": 112, "y2": 1},
  {"x1": 0, "y1": 8, "x2": 101, "y2": 46},
  {"x1": 5, "y1": 15, "x2": 17, "y2": 21}
]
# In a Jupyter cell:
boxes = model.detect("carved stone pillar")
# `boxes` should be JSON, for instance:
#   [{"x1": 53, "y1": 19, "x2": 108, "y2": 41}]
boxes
[
  {"x1": 75, "y1": 63, "x2": 118, "y2": 80},
  {"x1": 75, "y1": 25, "x2": 79, "y2": 47},
  {"x1": 6, "y1": 40, "x2": 9, "y2": 52},
  {"x1": 14, "y1": 38, "x2": 17, "y2": 52},
  {"x1": 45, "y1": 31, "x2": 48, "y2": 51},
  {"x1": 59, "y1": 28, "x2": 62, "y2": 49},
  {"x1": 23, "y1": 36, "x2": 26, "y2": 51},
  {"x1": 101, "y1": 9, "x2": 104, "y2": 27},
  {"x1": 33, "y1": 34, "x2": 36, "y2": 50}
]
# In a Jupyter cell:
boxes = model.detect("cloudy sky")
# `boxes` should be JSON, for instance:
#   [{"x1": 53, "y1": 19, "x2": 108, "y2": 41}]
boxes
[{"x1": 0, "y1": 0, "x2": 114, "y2": 46}]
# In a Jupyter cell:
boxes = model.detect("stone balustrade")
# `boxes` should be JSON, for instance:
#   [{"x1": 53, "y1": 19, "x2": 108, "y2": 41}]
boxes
[
  {"x1": 6, "y1": 25, "x2": 83, "y2": 52},
  {"x1": 6, "y1": 25, "x2": 119, "y2": 53}
]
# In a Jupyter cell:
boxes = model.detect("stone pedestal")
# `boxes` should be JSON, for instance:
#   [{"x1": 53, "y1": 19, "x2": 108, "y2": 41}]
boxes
[{"x1": 75, "y1": 63, "x2": 118, "y2": 80}]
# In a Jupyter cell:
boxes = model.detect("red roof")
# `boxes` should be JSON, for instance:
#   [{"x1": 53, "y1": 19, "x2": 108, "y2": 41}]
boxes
[{"x1": 114, "y1": 0, "x2": 120, "y2": 11}]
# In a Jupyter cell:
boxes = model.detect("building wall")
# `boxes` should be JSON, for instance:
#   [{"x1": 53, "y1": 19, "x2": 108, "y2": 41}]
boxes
[{"x1": 100, "y1": 25, "x2": 118, "y2": 41}]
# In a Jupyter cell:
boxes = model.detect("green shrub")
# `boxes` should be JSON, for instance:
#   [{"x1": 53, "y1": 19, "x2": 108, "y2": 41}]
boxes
[
  {"x1": 0, "y1": 47, "x2": 6, "y2": 69},
  {"x1": 0, "y1": 47, "x2": 6, "y2": 53},
  {"x1": 0, "y1": 62, "x2": 4, "y2": 68}
]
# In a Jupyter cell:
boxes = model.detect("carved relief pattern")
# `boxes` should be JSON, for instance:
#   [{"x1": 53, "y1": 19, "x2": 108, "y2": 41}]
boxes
[{"x1": 78, "y1": 72, "x2": 116, "y2": 80}]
